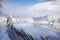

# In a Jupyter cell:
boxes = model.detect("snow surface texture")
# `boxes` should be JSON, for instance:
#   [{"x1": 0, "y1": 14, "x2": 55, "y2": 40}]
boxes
[
  {"x1": 0, "y1": 23, "x2": 10, "y2": 40},
  {"x1": 0, "y1": 23, "x2": 60, "y2": 40},
  {"x1": 14, "y1": 23, "x2": 60, "y2": 40}
]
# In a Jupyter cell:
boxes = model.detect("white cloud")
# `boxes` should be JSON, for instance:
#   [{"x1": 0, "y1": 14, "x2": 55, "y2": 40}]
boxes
[
  {"x1": 56, "y1": 0, "x2": 60, "y2": 4},
  {"x1": 3, "y1": 3, "x2": 30, "y2": 17},
  {"x1": 27, "y1": 1, "x2": 60, "y2": 17},
  {"x1": 3, "y1": 0, "x2": 60, "y2": 17}
]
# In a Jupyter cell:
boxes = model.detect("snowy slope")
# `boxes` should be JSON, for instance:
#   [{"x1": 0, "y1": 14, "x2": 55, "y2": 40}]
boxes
[
  {"x1": 14, "y1": 23, "x2": 60, "y2": 40},
  {"x1": 0, "y1": 23, "x2": 60, "y2": 40},
  {"x1": 0, "y1": 23, "x2": 10, "y2": 40}
]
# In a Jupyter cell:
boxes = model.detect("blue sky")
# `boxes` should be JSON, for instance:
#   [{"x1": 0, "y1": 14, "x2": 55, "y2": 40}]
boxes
[
  {"x1": 4, "y1": 0, "x2": 55, "y2": 17},
  {"x1": 7, "y1": 0, "x2": 54, "y2": 4}
]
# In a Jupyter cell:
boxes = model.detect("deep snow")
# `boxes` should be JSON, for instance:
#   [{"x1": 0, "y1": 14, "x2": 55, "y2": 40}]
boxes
[{"x1": 0, "y1": 23, "x2": 60, "y2": 40}]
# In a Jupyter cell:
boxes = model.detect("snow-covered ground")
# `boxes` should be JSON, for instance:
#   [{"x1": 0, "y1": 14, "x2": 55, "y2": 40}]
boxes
[
  {"x1": 14, "y1": 23, "x2": 60, "y2": 40},
  {"x1": 0, "y1": 23, "x2": 10, "y2": 40},
  {"x1": 0, "y1": 23, "x2": 60, "y2": 40}
]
